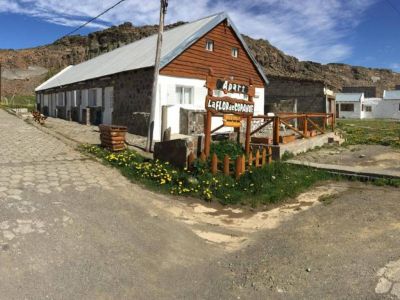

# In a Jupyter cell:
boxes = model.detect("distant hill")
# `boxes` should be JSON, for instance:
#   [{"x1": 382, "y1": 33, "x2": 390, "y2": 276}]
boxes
[{"x1": 1, "y1": 21, "x2": 399, "y2": 97}]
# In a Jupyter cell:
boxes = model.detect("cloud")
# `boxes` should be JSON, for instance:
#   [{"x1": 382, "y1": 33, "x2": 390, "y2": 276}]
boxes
[
  {"x1": 390, "y1": 63, "x2": 400, "y2": 71},
  {"x1": 0, "y1": 0, "x2": 377, "y2": 63}
]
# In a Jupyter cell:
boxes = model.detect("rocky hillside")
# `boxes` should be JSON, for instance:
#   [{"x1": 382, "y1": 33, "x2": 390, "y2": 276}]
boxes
[{"x1": 1, "y1": 21, "x2": 400, "y2": 97}]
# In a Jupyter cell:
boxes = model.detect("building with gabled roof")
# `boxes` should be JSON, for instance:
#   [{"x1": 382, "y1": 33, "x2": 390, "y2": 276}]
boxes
[{"x1": 35, "y1": 12, "x2": 268, "y2": 140}]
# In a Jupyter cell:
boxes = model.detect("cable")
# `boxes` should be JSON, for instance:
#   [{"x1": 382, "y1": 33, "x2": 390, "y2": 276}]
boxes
[
  {"x1": 61, "y1": 0, "x2": 127, "y2": 38},
  {"x1": 384, "y1": 0, "x2": 400, "y2": 17}
]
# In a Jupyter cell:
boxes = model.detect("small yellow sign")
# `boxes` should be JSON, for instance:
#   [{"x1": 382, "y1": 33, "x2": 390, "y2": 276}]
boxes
[{"x1": 223, "y1": 114, "x2": 242, "y2": 128}]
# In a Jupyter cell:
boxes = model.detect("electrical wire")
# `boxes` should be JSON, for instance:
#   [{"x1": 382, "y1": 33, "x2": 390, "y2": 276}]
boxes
[
  {"x1": 384, "y1": 0, "x2": 400, "y2": 17},
  {"x1": 61, "y1": 0, "x2": 127, "y2": 38}
]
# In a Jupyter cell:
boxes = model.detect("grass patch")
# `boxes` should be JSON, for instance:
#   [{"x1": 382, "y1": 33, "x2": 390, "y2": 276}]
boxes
[
  {"x1": 0, "y1": 95, "x2": 36, "y2": 112},
  {"x1": 318, "y1": 194, "x2": 337, "y2": 205},
  {"x1": 337, "y1": 119, "x2": 400, "y2": 148},
  {"x1": 79, "y1": 144, "x2": 340, "y2": 207}
]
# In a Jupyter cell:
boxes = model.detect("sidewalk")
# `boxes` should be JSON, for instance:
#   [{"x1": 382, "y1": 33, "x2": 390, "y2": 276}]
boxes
[
  {"x1": 24, "y1": 115, "x2": 152, "y2": 158},
  {"x1": 288, "y1": 159, "x2": 400, "y2": 179}
]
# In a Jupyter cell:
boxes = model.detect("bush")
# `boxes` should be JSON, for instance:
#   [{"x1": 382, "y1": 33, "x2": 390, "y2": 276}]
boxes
[
  {"x1": 210, "y1": 140, "x2": 244, "y2": 160},
  {"x1": 79, "y1": 145, "x2": 349, "y2": 207}
]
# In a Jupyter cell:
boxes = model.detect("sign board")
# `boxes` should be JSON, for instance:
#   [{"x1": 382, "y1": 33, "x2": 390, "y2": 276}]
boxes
[
  {"x1": 206, "y1": 96, "x2": 254, "y2": 116},
  {"x1": 203, "y1": 69, "x2": 255, "y2": 156},
  {"x1": 216, "y1": 79, "x2": 249, "y2": 95},
  {"x1": 223, "y1": 114, "x2": 242, "y2": 128}
]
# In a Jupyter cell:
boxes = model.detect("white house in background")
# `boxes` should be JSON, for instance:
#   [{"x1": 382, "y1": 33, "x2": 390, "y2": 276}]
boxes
[
  {"x1": 361, "y1": 98, "x2": 382, "y2": 119},
  {"x1": 336, "y1": 93, "x2": 364, "y2": 119},
  {"x1": 336, "y1": 90, "x2": 400, "y2": 119},
  {"x1": 382, "y1": 90, "x2": 400, "y2": 119}
]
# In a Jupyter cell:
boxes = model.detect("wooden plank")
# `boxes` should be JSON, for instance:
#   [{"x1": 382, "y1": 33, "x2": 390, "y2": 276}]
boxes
[{"x1": 280, "y1": 119, "x2": 307, "y2": 138}]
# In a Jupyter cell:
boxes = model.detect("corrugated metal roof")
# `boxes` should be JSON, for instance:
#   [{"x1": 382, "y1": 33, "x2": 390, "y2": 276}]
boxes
[
  {"x1": 36, "y1": 12, "x2": 268, "y2": 92},
  {"x1": 383, "y1": 90, "x2": 400, "y2": 100},
  {"x1": 336, "y1": 93, "x2": 363, "y2": 102}
]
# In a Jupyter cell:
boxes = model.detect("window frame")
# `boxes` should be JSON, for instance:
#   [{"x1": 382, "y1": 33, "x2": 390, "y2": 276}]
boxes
[
  {"x1": 231, "y1": 47, "x2": 239, "y2": 58},
  {"x1": 57, "y1": 92, "x2": 65, "y2": 107},
  {"x1": 88, "y1": 89, "x2": 97, "y2": 107},
  {"x1": 205, "y1": 39, "x2": 214, "y2": 52},
  {"x1": 365, "y1": 105, "x2": 372, "y2": 112},
  {"x1": 340, "y1": 103, "x2": 354, "y2": 112},
  {"x1": 176, "y1": 85, "x2": 194, "y2": 105}
]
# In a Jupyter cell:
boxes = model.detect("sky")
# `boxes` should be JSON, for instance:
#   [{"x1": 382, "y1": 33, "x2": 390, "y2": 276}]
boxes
[{"x1": 0, "y1": 0, "x2": 399, "y2": 72}]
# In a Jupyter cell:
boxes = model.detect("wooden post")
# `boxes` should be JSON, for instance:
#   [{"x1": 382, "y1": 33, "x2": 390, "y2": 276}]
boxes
[
  {"x1": 267, "y1": 146, "x2": 272, "y2": 164},
  {"x1": 235, "y1": 156, "x2": 242, "y2": 179},
  {"x1": 261, "y1": 148, "x2": 267, "y2": 166},
  {"x1": 204, "y1": 111, "x2": 212, "y2": 157},
  {"x1": 211, "y1": 153, "x2": 218, "y2": 175},
  {"x1": 273, "y1": 116, "x2": 280, "y2": 145},
  {"x1": 245, "y1": 78, "x2": 254, "y2": 155},
  {"x1": 255, "y1": 150, "x2": 260, "y2": 167},
  {"x1": 242, "y1": 154, "x2": 246, "y2": 173},
  {"x1": 331, "y1": 113, "x2": 335, "y2": 131},
  {"x1": 303, "y1": 116, "x2": 308, "y2": 137},
  {"x1": 187, "y1": 152, "x2": 195, "y2": 169},
  {"x1": 200, "y1": 152, "x2": 207, "y2": 162},
  {"x1": 223, "y1": 155, "x2": 230, "y2": 176},
  {"x1": 323, "y1": 116, "x2": 326, "y2": 131},
  {"x1": 248, "y1": 151, "x2": 253, "y2": 166},
  {"x1": 245, "y1": 115, "x2": 252, "y2": 155}
]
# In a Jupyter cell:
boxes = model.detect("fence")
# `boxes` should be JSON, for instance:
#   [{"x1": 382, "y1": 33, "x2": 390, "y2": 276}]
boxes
[
  {"x1": 251, "y1": 113, "x2": 335, "y2": 145},
  {"x1": 188, "y1": 145, "x2": 273, "y2": 179}
]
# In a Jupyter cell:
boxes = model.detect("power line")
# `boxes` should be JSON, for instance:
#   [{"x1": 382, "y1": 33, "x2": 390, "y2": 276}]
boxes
[
  {"x1": 384, "y1": 0, "x2": 400, "y2": 17},
  {"x1": 61, "y1": 0, "x2": 127, "y2": 38}
]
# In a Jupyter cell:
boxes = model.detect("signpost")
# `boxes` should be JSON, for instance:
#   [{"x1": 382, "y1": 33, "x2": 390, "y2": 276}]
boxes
[{"x1": 204, "y1": 69, "x2": 255, "y2": 156}]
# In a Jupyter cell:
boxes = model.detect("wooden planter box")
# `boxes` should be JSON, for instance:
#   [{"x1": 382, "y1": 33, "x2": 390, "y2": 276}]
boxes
[
  {"x1": 99, "y1": 124, "x2": 127, "y2": 151},
  {"x1": 279, "y1": 134, "x2": 296, "y2": 144}
]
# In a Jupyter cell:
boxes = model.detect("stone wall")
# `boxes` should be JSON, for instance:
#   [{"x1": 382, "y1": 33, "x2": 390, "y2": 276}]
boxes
[
  {"x1": 179, "y1": 108, "x2": 205, "y2": 135},
  {"x1": 113, "y1": 68, "x2": 154, "y2": 136},
  {"x1": 265, "y1": 99, "x2": 297, "y2": 113},
  {"x1": 36, "y1": 67, "x2": 154, "y2": 136},
  {"x1": 265, "y1": 77, "x2": 326, "y2": 113},
  {"x1": 342, "y1": 86, "x2": 377, "y2": 98}
]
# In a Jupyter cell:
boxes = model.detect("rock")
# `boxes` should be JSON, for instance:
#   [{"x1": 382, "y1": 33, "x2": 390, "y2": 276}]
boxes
[
  {"x1": 375, "y1": 277, "x2": 392, "y2": 294},
  {"x1": 306, "y1": 268, "x2": 311, "y2": 272},
  {"x1": 359, "y1": 154, "x2": 366, "y2": 158}
]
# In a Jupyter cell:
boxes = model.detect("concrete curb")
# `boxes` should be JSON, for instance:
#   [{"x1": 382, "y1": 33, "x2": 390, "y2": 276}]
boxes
[{"x1": 287, "y1": 159, "x2": 400, "y2": 180}]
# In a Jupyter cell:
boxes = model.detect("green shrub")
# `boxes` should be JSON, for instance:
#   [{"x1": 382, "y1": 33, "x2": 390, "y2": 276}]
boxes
[{"x1": 210, "y1": 140, "x2": 244, "y2": 160}]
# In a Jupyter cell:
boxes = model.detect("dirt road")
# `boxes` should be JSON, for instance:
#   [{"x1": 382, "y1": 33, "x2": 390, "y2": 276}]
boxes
[{"x1": 1, "y1": 109, "x2": 399, "y2": 299}]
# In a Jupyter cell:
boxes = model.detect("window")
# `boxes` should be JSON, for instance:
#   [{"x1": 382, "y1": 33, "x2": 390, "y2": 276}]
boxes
[
  {"x1": 176, "y1": 86, "x2": 193, "y2": 105},
  {"x1": 88, "y1": 89, "x2": 97, "y2": 107},
  {"x1": 365, "y1": 106, "x2": 372, "y2": 112},
  {"x1": 231, "y1": 47, "x2": 239, "y2": 58},
  {"x1": 340, "y1": 103, "x2": 354, "y2": 112},
  {"x1": 73, "y1": 90, "x2": 82, "y2": 107},
  {"x1": 57, "y1": 92, "x2": 65, "y2": 106},
  {"x1": 205, "y1": 40, "x2": 214, "y2": 52}
]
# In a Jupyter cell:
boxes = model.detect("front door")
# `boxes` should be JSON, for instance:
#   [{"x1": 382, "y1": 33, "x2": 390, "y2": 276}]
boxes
[
  {"x1": 336, "y1": 103, "x2": 340, "y2": 118},
  {"x1": 103, "y1": 87, "x2": 114, "y2": 125}
]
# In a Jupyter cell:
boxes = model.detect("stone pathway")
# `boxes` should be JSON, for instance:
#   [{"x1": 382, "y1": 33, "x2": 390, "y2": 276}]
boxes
[
  {"x1": 375, "y1": 258, "x2": 400, "y2": 298},
  {"x1": 31, "y1": 115, "x2": 148, "y2": 148},
  {"x1": 0, "y1": 110, "x2": 129, "y2": 250}
]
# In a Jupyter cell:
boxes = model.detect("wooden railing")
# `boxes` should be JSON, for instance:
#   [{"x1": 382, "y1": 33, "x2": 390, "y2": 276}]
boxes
[
  {"x1": 188, "y1": 145, "x2": 273, "y2": 179},
  {"x1": 251, "y1": 113, "x2": 335, "y2": 145}
]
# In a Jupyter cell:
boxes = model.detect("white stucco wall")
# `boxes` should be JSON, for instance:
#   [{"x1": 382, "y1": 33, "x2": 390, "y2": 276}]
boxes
[
  {"x1": 154, "y1": 75, "x2": 265, "y2": 141},
  {"x1": 338, "y1": 101, "x2": 361, "y2": 119}
]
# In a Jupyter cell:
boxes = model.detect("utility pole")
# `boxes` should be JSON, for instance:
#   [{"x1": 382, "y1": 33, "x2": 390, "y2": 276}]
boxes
[
  {"x1": 0, "y1": 62, "x2": 2, "y2": 103},
  {"x1": 146, "y1": 0, "x2": 168, "y2": 152}
]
